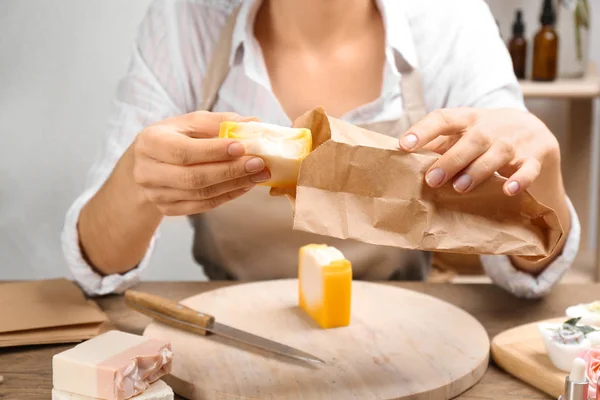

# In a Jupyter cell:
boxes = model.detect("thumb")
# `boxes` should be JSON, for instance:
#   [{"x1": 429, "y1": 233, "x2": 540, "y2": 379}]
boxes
[{"x1": 176, "y1": 111, "x2": 260, "y2": 139}]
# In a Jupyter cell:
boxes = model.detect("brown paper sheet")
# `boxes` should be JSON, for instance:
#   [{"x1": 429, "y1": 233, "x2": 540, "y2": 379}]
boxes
[
  {"x1": 272, "y1": 107, "x2": 563, "y2": 261},
  {"x1": 0, "y1": 321, "x2": 114, "y2": 348},
  {"x1": 0, "y1": 279, "x2": 111, "y2": 347}
]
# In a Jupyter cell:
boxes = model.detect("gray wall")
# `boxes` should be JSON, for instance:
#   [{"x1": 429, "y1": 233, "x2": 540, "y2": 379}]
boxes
[
  {"x1": 0, "y1": 0, "x2": 203, "y2": 281},
  {"x1": 1, "y1": 0, "x2": 598, "y2": 281}
]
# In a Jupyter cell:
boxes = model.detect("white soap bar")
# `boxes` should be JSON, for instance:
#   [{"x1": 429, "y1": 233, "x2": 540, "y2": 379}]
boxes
[
  {"x1": 53, "y1": 331, "x2": 173, "y2": 400},
  {"x1": 52, "y1": 380, "x2": 174, "y2": 400}
]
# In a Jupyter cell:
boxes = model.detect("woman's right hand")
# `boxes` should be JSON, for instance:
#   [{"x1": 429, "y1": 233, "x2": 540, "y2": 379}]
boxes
[{"x1": 132, "y1": 111, "x2": 270, "y2": 216}]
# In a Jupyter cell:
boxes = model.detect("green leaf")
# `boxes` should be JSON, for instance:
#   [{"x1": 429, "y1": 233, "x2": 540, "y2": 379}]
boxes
[
  {"x1": 574, "y1": 0, "x2": 590, "y2": 61},
  {"x1": 564, "y1": 317, "x2": 582, "y2": 326},
  {"x1": 580, "y1": 325, "x2": 597, "y2": 335},
  {"x1": 579, "y1": 0, "x2": 590, "y2": 27},
  {"x1": 562, "y1": 316, "x2": 598, "y2": 336}
]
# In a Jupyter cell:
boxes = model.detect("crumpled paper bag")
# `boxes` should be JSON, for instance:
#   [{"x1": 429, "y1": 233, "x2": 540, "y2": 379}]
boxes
[{"x1": 271, "y1": 107, "x2": 563, "y2": 261}]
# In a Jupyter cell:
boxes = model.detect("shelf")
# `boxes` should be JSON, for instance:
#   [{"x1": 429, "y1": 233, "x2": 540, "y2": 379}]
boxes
[{"x1": 520, "y1": 63, "x2": 600, "y2": 99}]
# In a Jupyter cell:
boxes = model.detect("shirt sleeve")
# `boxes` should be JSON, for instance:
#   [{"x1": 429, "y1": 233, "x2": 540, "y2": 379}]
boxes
[
  {"x1": 439, "y1": 0, "x2": 528, "y2": 111},
  {"x1": 480, "y1": 196, "x2": 580, "y2": 298},
  {"x1": 61, "y1": 1, "x2": 186, "y2": 296}
]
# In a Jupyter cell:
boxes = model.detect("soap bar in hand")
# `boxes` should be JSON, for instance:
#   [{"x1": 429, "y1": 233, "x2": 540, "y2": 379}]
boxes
[
  {"x1": 52, "y1": 380, "x2": 174, "y2": 400},
  {"x1": 219, "y1": 121, "x2": 312, "y2": 188},
  {"x1": 299, "y1": 244, "x2": 352, "y2": 329},
  {"x1": 53, "y1": 330, "x2": 173, "y2": 400}
]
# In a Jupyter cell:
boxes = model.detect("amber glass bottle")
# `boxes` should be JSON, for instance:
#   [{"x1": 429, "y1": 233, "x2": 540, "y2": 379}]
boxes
[
  {"x1": 508, "y1": 10, "x2": 527, "y2": 79},
  {"x1": 532, "y1": 0, "x2": 559, "y2": 81}
]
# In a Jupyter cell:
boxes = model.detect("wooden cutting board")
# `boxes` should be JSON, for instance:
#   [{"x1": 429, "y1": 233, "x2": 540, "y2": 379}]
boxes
[
  {"x1": 491, "y1": 317, "x2": 567, "y2": 398},
  {"x1": 143, "y1": 279, "x2": 490, "y2": 400}
]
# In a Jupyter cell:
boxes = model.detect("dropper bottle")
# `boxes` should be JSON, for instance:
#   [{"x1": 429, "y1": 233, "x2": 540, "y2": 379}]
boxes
[
  {"x1": 508, "y1": 9, "x2": 527, "y2": 79},
  {"x1": 558, "y1": 357, "x2": 589, "y2": 400},
  {"x1": 532, "y1": 0, "x2": 559, "y2": 81}
]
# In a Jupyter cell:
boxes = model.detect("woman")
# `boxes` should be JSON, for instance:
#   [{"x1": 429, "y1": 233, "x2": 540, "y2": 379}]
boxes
[{"x1": 62, "y1": 0, "x2": 579, "y2": 297}]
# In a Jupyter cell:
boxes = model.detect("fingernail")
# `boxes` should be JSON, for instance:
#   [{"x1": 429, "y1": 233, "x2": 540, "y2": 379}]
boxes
[
  {"x1": 243, "y1": 185, "x2": 254, "y2": 192},
  {"x1": 228, "y1": 142, "x2": 246, "y2": 157},
  {"x1": 245, "y1": 157, "x2": 265, "y2": 173},
  {"x1": 506, "y1": 181, "x2": 519, "y2": 195},
  {"x1": 426, "y1": 168, "x2": 445, "y2": 187},
  {"x1": 251, "y1": 170, "x2": 271, "y2": 183},
  {"x1": 453, "y1": 174, "x2": 473, "y2": 192},
  {"x1": 401, "y1": 134, "x2": 418, "y2": 150}
]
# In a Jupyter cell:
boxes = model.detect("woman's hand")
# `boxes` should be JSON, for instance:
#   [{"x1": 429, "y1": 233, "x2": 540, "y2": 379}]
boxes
[
  {"x1": 78, "y1": 110, "x2": 269, "y2": 275},
  {"x1": 399, "y1": 107, "x2": 560, "y2": 196},
  {"x1": 399, "y1": 107, "x2": 571, "y2": 275},
  {"x1": 133, "y1": 111, "x2": 270, "y2": 216}
]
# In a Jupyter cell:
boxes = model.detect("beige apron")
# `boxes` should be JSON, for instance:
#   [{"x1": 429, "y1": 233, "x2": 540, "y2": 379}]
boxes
[{"x1": 188, "y1": 6, "x2": 436, "y2": 281}]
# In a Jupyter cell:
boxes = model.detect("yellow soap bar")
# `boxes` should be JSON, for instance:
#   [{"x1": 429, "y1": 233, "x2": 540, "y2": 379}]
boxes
[
  {"x1": 219, "y1": 121, "x2": 312, "y2": 188},
  {"x1": 298, "y1": 244, "x2": 352, "y2": 329}
]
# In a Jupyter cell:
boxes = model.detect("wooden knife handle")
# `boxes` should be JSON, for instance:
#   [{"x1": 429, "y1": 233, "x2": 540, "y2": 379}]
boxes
[{"x1": 124, "y1": 290, "x2": 215, "y2": 336}]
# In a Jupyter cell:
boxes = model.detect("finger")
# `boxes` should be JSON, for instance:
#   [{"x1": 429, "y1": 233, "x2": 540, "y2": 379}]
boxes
[
  {"x1": 399, "y1": 108, "x2": 476, "y2": 151},
  {"x1": 502, "y1": 157, "x2": 542, "y2": 196},
  {"x1": 424, "y1": 131, "x2": 493, "y2": 187},
  {"x1": 157, "y1": 187, "x2": 253, "y2": 216},
  {"x1": 147, "y1": 170, "x2": 271, "y2": 203},
  {"x1": 140, "y1": 129, "x2": 247, "y2": 165},
  {"x1": 135, "y1": 156, "x2": 266, "y2": 190},
  {"x1": 174, "y1": 111, "x2": 259, "y2": 139},
  {"x1": 450, "y1": 140, "x2": 516, "y2": 193},
  {"x1": 422, "y1": 136, "x2": 459, "y2": 154},
  {"x1": 422, "y1": 136, "x2": 447, "y2": 153}
]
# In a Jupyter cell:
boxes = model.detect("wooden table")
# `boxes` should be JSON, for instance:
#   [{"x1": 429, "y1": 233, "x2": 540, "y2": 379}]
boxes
[{"x1": 2, "y1": 281, "x2": 599, "y2": 399}]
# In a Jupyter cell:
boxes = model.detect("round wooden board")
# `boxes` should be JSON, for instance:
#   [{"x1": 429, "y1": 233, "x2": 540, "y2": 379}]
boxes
[{"x1": 143, "y1": 280, "x2": 490, "y2": 400}]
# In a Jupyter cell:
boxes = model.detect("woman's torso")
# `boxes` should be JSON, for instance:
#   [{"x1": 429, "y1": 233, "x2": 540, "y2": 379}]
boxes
[{"x1": 187, "y1": 3, "x2": 433, "y2": 282}]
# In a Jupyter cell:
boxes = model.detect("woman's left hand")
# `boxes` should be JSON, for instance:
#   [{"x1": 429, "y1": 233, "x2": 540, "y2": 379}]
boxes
[
  {"x1": 399, "y1": 107, "x2": 560, "y2": 196},
  {"x1": 399, "y1": 107, "x2": 571, "y2": 274}
]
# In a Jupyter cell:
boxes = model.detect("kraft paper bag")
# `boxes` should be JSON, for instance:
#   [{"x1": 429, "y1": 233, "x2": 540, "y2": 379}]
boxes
[
  {"x1": 0, "y1": 279, "x2": 112, "y2": 347},
  {"x1": 271, "y1": 107, "x2": 563, "y2": 261}
]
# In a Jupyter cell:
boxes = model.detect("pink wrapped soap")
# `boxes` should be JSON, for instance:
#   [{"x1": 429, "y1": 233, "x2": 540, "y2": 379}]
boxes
[{"x1": 53, "y1": 330, "x2": 172, "y2": 400}]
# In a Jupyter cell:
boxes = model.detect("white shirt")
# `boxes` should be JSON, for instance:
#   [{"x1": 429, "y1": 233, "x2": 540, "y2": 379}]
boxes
[{"x1": 61, "y1": 0, "x2": 580, "y2": 298}]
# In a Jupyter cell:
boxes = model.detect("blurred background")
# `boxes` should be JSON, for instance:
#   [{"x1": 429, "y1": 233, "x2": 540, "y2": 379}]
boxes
[{"x1": 0, "y1": 0, "x2": 599, "y2": 282}]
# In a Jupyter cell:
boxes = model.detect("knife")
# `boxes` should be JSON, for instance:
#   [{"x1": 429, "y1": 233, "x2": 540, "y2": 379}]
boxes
[{"x1": 124, "y1": 290, "x2": 325, "y2": 364}]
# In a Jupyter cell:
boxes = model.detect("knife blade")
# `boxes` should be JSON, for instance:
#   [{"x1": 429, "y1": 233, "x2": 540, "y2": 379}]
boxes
[{"x1": 124, "y1": 290, "x2": 325, "y2": 364}]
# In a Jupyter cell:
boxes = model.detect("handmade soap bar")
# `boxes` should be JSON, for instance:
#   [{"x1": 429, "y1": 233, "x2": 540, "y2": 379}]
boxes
[
  {"x1": 53, "y1": 330, "x2": 172, "y2": 400},
  {"x1": 298, "y1": 244, "x2": 352, "y2": 329},
  {"x1": 52, "y1": 380, "x2": 174, "y2": 400},
  {"x1": 219, "y1": 121, "x2": 312, "y2": 188}
]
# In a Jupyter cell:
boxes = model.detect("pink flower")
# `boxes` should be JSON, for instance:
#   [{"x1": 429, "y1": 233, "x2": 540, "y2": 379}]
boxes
[{"x1": 580, "y1": 347, "x2": 600, "y2": 398}]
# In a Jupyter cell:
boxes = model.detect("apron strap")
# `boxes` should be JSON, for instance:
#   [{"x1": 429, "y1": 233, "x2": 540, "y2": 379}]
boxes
[
  {"x1": 394, "y1": 52, "x2": 428, "y2": 126},
  {"x1": 200, "y1": 6, "x2": 242, "y2": 111}
]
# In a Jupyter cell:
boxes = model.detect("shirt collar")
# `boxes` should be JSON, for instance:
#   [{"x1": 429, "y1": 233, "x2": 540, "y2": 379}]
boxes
[
  {"x1": 228, "y1": 0, "x2": 419, "y2": 71},
  {"x1": 229, "y1": 0, "x2": 261, "y2": 67},
  {"x1": 375, "y1": 0, "x2": 418, "y2": 69}
]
